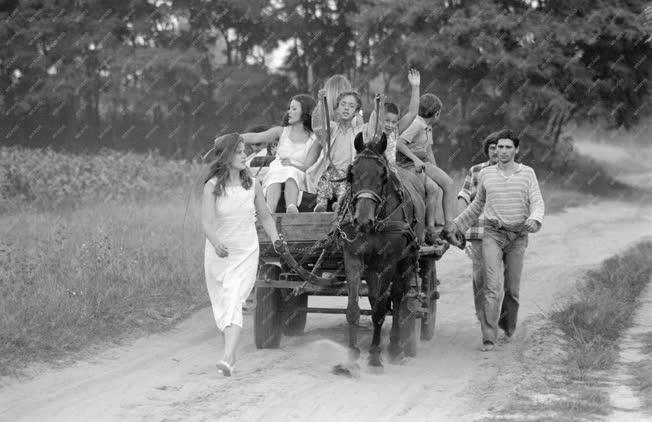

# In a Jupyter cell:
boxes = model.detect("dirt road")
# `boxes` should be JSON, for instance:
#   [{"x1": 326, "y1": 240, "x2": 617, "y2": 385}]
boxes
[{"x1": 1, "y1": 200, "x2": 651, "y2": 422}]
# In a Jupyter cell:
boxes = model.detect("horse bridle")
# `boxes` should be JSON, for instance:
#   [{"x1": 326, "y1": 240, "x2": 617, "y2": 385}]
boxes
[
  {"x1": 345, "y1": 149, "x2": 417, "y2": 237},
  {"x1": 348, "y1": 150, "x2": 389, "y2": 219}
]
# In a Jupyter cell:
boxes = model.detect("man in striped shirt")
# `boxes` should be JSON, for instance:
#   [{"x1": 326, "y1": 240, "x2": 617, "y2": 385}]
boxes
[
  {"x1": 457, "y1": 134, "x2": 500, "y2": 323},
  {"x1": 454, "y1": 129, "x2": 545, "y2": 351}
]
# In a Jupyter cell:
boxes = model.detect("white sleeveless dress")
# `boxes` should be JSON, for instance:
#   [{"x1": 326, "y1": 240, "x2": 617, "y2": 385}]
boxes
[
  {"x1": 204, "y1": 178, "x2": 259, "y2": 331},
  {"x1": 263, "y1": 127, "x2": 316, "y2": 194}
]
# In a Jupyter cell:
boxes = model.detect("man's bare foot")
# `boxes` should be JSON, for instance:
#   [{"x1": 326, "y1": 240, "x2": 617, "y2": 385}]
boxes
[
  {"x1": 500, "y1": 332, "x2": 514, "y2": 344},
  {"x1": 480, "y1": 341, "x2": 495, "y2": 352}
]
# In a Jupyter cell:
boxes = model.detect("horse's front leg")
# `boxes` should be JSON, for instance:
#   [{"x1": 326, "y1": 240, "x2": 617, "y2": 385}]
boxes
[
  {"x1": 369, "y1": 278, "x2": 390, "y2": 370},
  {"x1": 343, "y1": 249, "x2": 363, "y2": 362},
  {"x1": 388, "y1": 284, "x2": 404, "y2": 362}
]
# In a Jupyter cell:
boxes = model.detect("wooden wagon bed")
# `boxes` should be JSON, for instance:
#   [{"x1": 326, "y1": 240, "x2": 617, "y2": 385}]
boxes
[{"x1": 252, "y1": 211, "x2": 445, "y2": 353}]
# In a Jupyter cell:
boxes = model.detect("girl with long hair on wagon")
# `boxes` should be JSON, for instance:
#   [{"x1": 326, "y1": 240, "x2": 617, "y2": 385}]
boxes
[
  {"x1": 240, "y1": 94, "x2": 320, "y2": 213},
  {"x1": 201, "y1": 133, "x2": 282, "y2": 376}
]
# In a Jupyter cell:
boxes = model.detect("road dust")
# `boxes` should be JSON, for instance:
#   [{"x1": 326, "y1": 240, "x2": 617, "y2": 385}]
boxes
[{"x1": 570, "y1": 128, "x2": 652, "y2": 190}]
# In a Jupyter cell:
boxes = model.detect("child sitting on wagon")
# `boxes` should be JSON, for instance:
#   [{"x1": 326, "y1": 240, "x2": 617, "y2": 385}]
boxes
[
  {"x1": 308, "y1": 69, "x2": 421, "y2": 213},
  {"x1": 240, "y1": 94, "x2": 320, "y2": 213},
  {"x1": 359, "y1": 69, "x2": 445, "y2": 242},
  {"x1": 396, "y1": 93, "x2": 459, "y2": 241},
  {"x1": 308, "y1": 90, "x2": 364, "y2": 212}
]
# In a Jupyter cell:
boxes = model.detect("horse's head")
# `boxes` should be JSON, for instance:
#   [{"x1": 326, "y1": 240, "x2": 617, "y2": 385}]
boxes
[{"x1": 348, "y1": 131, "x2": 389, "y2": 233}]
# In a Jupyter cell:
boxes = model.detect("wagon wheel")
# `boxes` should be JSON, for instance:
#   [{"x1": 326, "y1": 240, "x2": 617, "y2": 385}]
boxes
[
  {"x1": 281, "y1": 291, "x2": 308, "y2": 336},
  {"x1": 400, "y1": 294, "x2": 419, "y2": 358},
  {"x1": 420, "y1": 257, "x2": 438, "y2": 341},
  {"x1": 254, "y1": 265, "x2": 283, "y2": 349}
]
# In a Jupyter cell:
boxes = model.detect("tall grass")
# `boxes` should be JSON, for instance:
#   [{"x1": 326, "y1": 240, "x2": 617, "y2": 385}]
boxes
[
  {"x1": 0, "y1": 146, "x2": 202, "y2": 212},
  {"x1": 0, "y1": 145, "x2": 211, "y2": 374},
  {"x1": 551, "y1": 241, "x2": 652, "y2": 376},
  {"x1": 0, "y1": 196, "x2": 207, "y2": 375}
]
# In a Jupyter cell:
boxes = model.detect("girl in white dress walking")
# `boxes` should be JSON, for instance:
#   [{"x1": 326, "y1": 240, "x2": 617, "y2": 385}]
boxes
[{"x1": 201, "y1": 133, "x2": 281, "y2": 376}]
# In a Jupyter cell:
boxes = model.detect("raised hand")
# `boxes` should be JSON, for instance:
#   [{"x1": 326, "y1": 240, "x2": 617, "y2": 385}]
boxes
[{"x1": 408, "y1": 68, "x2": 421, "y2": 86}]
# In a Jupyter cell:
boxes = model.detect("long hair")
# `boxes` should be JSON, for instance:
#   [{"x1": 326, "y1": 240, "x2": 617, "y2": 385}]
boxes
[
  {"x1": 282, "y1": 94, "x2": 315, "y2": 132},
  {"x1": 204, "y1": 133, "x2": 253, "y2": 196},
  {"x1": 324, "y1": 74, "x2": 352, "y2": 118}
]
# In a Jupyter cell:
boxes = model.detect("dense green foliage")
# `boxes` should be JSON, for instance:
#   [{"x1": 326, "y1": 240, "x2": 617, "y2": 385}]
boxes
[{"x1": 0, "y1": 0, "x2": 650, "y2": 169}]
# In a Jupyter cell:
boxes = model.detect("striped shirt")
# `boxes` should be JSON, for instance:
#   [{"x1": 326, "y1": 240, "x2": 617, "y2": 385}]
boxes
[
  {"x1": 457, "y1": 161, "x2": 493, "y2": 240},
  {"x1": 455, "y1": 163, "x2": 545, "y2": 233}
]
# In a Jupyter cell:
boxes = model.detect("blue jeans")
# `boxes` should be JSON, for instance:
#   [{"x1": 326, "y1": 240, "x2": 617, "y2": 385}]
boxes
[
  {"x1": 480, "y1": 227, "x2": 528, "y2": 343},
  {"x1": 465, "y1": 239, "x2": 484, "y2": 322}
]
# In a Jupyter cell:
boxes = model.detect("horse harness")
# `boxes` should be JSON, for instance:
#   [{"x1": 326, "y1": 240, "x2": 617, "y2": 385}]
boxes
[{"x1": 337, "y1": 150, "x2": 420, "y2": 252}]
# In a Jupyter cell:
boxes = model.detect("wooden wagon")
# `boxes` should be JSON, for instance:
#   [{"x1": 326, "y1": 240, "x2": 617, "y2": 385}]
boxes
[{"x1": 253, "y1": 212, "x2": 446, "y2": 356}]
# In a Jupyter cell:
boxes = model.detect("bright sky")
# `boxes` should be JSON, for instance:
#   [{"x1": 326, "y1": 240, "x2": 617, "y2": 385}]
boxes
[{"x1": 266, "y1": 40, "x2": 292, "y2": 72}]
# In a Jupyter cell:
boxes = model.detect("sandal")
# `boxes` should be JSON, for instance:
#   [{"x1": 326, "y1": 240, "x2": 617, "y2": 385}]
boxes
[{"x1": 216, "y1": 360, "x2": 234, "y2": 377}]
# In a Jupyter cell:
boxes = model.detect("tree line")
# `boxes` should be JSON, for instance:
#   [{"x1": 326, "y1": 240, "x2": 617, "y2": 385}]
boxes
[{"x1": 0, "y1": 0, "x2": 650, "y2": 171}]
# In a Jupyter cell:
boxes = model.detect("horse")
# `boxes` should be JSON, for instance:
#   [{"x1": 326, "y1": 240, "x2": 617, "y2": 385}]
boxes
[{"x1": 334, "y1": 131, "x2": 428, "y2": 373}]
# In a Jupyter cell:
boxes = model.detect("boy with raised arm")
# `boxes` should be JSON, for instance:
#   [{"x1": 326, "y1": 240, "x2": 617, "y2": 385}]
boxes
[{"x1": 396, "y1": 94, "x2": 460, "y2": 244}]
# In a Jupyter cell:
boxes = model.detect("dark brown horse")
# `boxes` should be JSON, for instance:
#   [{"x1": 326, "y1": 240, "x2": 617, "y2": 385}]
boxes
[{"x1": 335, "y1": 132, "x2": 427, "y2": 373}]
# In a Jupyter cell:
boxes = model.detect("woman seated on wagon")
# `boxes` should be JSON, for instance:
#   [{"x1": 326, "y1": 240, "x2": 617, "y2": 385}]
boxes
[{"x1": 241, "y1": 94, "x2": 320, "y2": 213}]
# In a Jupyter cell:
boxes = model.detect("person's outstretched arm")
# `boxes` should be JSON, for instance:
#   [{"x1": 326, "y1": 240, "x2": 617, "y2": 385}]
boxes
[
  {"x1": 454, "y1": 175, "x2": 486, "y2": 233},
  {"x1": 254, "y1": 180, "x2": 281, "y2": 242},
  {"x1": 240, "y1": 126, "x2": 283, "y2": 144},
  {"x1": 398, "y1": 69, "x2": 420, "y2": 133}
]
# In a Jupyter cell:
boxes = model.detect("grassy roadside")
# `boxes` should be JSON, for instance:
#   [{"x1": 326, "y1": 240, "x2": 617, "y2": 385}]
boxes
[
  {"x1": 480, "y1": 240, "x2": 652, "y2": 421},
  {"x1": 0, "y1": 195, "x2": 208, "y2": 376},
  {"x1": 633, "y1": 331, "x2": 652, "y2": 414},
  {"x1": 551, "y1": 241, "x2": 652, "y2": 378}
]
